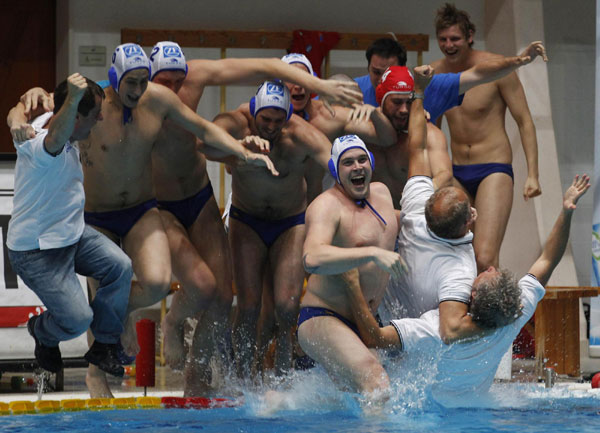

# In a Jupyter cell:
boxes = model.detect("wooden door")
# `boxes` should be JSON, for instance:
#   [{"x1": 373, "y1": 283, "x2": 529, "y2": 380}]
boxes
[{"x1": 0, "y1": 0, "x2": 56, "y2": 155}]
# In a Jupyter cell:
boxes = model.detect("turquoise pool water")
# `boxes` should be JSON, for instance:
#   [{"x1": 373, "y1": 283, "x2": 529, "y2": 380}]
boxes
[{"x1": 3, "y1": 380, "x2": 600, "y2": 433}]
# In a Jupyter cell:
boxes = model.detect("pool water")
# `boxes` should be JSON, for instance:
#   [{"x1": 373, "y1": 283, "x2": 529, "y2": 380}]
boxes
[
  {"x1": 2, "y1": 391, "x2": 600, "y2": 433},
  {"x1": 3, "y1": 379, "x2": 600, "y2": 433}
]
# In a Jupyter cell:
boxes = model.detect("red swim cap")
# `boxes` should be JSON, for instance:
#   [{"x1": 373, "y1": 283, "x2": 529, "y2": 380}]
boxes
[{"x1": 375, "y1": 66, "x2": 414, "y2": 106}]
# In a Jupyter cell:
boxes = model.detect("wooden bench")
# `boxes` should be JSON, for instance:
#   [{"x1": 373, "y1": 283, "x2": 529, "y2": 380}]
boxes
[{"x1": 535, "y1": 286, "x2": 600, "y2": 377}]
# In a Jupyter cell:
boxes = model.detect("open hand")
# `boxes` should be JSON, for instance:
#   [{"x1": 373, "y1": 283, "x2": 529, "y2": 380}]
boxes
[{"x1": 563, "y1": 174, "x2": 590, "y2": 210}]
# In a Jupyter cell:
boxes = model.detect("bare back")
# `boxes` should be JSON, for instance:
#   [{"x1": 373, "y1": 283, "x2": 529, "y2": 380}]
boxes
[{"x1": 302, "y1": 183, "x2": 398, "y2": 318}]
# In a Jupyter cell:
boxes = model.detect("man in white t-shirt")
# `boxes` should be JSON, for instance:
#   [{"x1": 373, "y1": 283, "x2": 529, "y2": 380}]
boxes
[
  {"x1": 376, "y1": 66, "x2": 481, "y2": 344},
  {"x1": 341, "y1": 173, "x2": 590, "y2": 405},
  {"x1": 6, "y1": 74, "x2": 133, "y2": 381}
]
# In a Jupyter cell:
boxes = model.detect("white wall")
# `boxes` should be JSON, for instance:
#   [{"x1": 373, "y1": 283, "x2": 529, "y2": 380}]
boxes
[
  {"x1": 51, "y1": 0, "x2": 595, "y2": 283},
  {"x1": 543, "y1": 0, "x2": 596, "y2": 285}
]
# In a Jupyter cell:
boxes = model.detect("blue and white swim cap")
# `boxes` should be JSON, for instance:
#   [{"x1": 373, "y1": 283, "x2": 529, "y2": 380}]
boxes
[
  {"x1": 281, "y1": 53, "x2": 315, "y2": 76},
  {"x1": 108, "y1": 43, "x2": 150, "y2": 93},
  {"x1": 150, "y1": 41, "x2": 188, "y2": 81},
  {"x1": 328, "y1": 135, "x2": 374, "y2": 183},
  {"x1": 249, "y1": 81, "x2": 293, "y2": 121}
]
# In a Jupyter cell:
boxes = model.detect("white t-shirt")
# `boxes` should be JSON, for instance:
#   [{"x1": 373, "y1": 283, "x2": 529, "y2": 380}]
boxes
[
  {"x1": 7, "y1": 112, "x2": 85, "y2": 251},
  {"x1": 379, "y1": 176, "x2": 476, "y2": 322},
  {"x1": 391, "y1": 274, "x2": 545, "y2": 406}
]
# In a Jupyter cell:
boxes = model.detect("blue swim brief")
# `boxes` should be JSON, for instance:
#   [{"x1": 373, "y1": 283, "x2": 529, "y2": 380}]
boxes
[
  {"x1": 297, "y1": 306, "x2": 360, "y2": 337},
  {"x1": 84, "y1": 198, "x2": 158, "y2": 239},
  {"x1": 453, "y1": 163, "x2": 514, "y2": 197},
  {"x1": 157, "y1": 182, "x2": 214, "y2": 228},
  {"x1": 229, "y1": 205, "x2": 305, "y2": 248}
]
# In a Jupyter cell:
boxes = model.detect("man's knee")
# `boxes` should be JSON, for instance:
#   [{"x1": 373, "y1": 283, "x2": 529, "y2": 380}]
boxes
[
  {"x1": 106, "y1": 253, "x2": 133, "y2": 284},
  {"x1": 357, "y1": 357, "x2": 390, "y2": 394},
  {"x1": 61, "y1": 307, "x2": 94, "y2": 338},
  {"x1": 138, "y1": 271, "x2": 172, "y2": 303}
]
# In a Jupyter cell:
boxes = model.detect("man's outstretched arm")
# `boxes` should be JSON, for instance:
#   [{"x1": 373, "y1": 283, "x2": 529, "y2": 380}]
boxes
[
  {"x1": 459, "y1": 41, "x2": 548, "y2": 94},
  {"x1": 529, "y1": 174, "x2": 590, "y2": 286}
]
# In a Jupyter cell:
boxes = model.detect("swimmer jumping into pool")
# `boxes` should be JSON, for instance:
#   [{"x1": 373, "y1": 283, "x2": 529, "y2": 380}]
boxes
[
  {"x1": 298, "y1": 134, "x2": 402, "y2": 413},
  {"x1": 17, "y1": 43, "x2": 278, "y2": 398},
  {"x1": 213, "y1": 81, "x2": 333, "y2": 379},
  {"x1": 148, "y1": 41, "x2": 361, "y2": 396}
]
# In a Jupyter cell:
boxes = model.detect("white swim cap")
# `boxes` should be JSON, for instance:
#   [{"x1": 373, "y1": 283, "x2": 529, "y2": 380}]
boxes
[
  {"x1": 281, "y1": 53, "x2": 315, "y2": 76},
  {"x1": 328, "y1": 135, "x2": 374, "y2": 183},
  {"x1": 250, "y1": 81, "x2": 293, "y2": 121},
  {"x1": 108, "y1": 43, "x2": 150, "y2": 93},
  {"x1": 150, "y1": 41, "x2": 188, "y2": 81}
]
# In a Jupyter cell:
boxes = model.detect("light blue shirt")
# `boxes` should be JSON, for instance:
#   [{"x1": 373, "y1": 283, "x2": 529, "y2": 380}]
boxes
[{"x1": 354, "y1": 74, "x2": 378, "y2": 106}]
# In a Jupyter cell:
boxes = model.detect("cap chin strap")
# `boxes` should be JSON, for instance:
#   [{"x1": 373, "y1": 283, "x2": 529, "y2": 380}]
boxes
[
  {"x1": 354, "y1": 198, "x2": 387, "y2": 226},
  {"x1": 123, "y1": 107, "x2": 133, "y2": 124}
]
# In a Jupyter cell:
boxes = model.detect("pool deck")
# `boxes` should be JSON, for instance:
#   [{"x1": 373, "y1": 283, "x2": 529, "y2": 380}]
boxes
[{"x1": 0, "y1": 359, "x2": 598, "y2": 404}]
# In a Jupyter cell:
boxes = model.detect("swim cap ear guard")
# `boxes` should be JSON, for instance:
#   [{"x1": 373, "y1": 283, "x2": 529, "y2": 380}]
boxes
[
  {"x1": 108, "y1": 43, "x2": 150, "y2": 93},
  {"x1": 328, "y1": 135, "x2": 375, "y2": 183},
  {"x1": 149, "y1": 41, "x2": 188, "y2": 81},
  {"x1": 249, "y1": 81, "x2": 293, "y2": 121}
]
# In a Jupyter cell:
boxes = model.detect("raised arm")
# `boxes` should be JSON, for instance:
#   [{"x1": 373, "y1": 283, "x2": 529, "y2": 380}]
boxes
[
  {"x1": 529, "y1": 174, "x2": 590, "y2": 286},
  {"x1": 426, "y1": 123, "x2": 453, "y2": 189},
  {"x1": 458, "y1": 41, "x2": 548, "y2": 94},
  {"x1": 407, "y1": 65, "x2": 433, "y2": 178},
  {"x1": 43, "y1": 74, "x2": 89, "y2": 154},
  {"x1": 339, "y1": 268, "x2": 401, "y2": 349},
  {"x1": 185, "y1": 57, "x2": 363, "y2": 106}
]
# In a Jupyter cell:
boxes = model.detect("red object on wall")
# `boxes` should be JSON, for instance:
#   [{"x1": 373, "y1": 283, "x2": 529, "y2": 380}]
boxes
[
  {"x1": 290, "y1": 30, "x2": 340, "y2": 77},
  {"x1": 0, "y1": 307, "x2": 45, "y2": 328},
  {"x1": 135, "y1": 319, "x2": 155, "y2": 388}
]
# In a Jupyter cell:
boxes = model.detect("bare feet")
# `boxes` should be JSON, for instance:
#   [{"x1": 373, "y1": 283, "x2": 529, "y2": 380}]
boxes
[
  {"x1": 161, "y1": 313, "x2": 186, "y2": 370},
  {"x1": 120, "y1": 315, "x2": 140, "y2": 357},
  {"x1": 86, "y1": 364, "x2": 114, "y2": 399}
]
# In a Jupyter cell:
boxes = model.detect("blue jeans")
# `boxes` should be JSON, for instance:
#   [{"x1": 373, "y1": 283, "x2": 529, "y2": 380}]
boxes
[{"x1": 8, "y1": 225, "x2": 132, "y2": 346}]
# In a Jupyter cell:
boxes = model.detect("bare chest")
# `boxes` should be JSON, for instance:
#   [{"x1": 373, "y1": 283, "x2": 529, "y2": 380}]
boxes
[
  {"x1": 369, "y1": 142, "x2": 408, "y2": 189},
  {"x1": 447, "y1": 82, "x2": 506, "y2": 122},
  {"x1": 336, "y1": 204, "x2": 396, "y2": 249}
]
